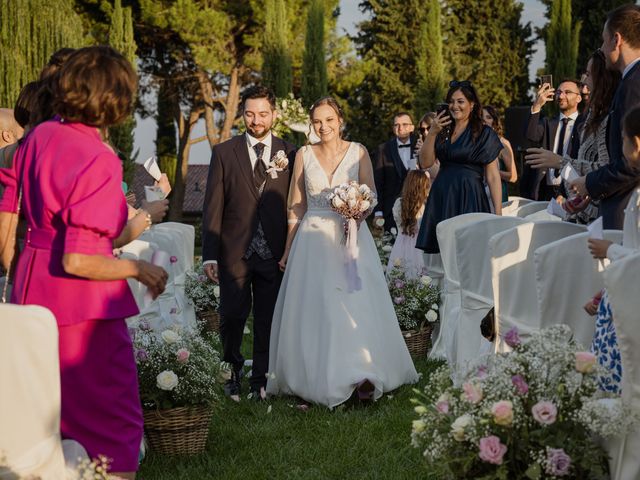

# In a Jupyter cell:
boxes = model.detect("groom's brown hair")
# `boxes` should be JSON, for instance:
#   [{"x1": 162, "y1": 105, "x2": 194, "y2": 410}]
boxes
[{"x1": 241, "y1": 85, "x2": 276, "y2": 111}]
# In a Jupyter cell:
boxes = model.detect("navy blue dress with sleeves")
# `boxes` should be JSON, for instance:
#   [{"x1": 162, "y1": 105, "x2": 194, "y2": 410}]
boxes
[{"x1": 415, "y1": 125, "x2": 503, "y2": 253}]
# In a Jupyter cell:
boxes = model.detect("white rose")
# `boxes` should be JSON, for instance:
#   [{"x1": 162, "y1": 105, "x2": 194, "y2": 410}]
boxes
[
  {"x1": 347, "y1": 198, "x2": 357, "y2": 209},
  {"x1": 412, "y1": 419, "x2": 426, "y2": 433},
  {"x1": 420, "y1": 275, "x2": 432, "y2": 285},
  {"x1": 374, "y1": 218, "x2": 385, "y2": 227},
  {"x1": 161, "y1": 330, "x2": 181, "y2": 344},
  {"x1": 281, "y1": 100, "x2": 288, "y2": 109},
  {"x1": 157, "y1": 370, "x2": 179, "y2": 391},
  {"x1": 213, "y1": 285, "x2": 220, "y2": 297},
  {"x1": 431, "y1": 303, "x2": 439, "y2": 310},
  {"x1": 382, "y1": 245, "x2": 393, "y2": 252},
  {"x1": 426, "y1": 309, "x2": 438, "y2": 322},
  {"x1": 332, "y1": 196, "x2": 345, "y2": 208},
  {"x1": 390, "y1": 227, "x2": 398, "y2": 236},
  {"x1": 451, "y1": 414, "x2": 473, "y2": 441},
  {"x1": 393, "y1": 258, "x2": 402, "y2": 267},
  {"x1": 359, "y1": 184, "x2": 371, "y2": 195},
  {"x1": 347, "y1": 187, "x2": 358, "y2": 200},
  {"x1": 359, "y1": 200, "x2": 371, "y2": 212}
]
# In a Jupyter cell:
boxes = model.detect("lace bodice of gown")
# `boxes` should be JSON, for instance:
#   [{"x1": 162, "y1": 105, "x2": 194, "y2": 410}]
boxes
[{"x1": 302, "y1": 143, "x2": 360, "y2": 210}]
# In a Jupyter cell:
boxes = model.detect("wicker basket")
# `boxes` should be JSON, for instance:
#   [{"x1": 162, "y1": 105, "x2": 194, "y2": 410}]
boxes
[
  {"x1": 402, "y1": 324, "x2": 434, "y2": 359},
  {"x1": 143, "y1": 405, "x2": 213, "y2": 455},
  {"x1": 198, "y1": 310, "x2": 220, "y2": 333}
]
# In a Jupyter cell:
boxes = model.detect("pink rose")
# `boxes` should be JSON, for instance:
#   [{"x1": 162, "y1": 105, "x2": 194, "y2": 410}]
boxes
[
  {"x1": 504, "y1": 327, "x2": 521, "y2": 348},
  {"x1": 575, "y1": 351, "x2": 596, "y2": 373},
  {"x1": 545, "y1": 447, "x2": 571, "y2": 476},
  {"x1": 170, "y1": 255, "x2": 178, "y2": 263},
  {"x1": 436, "y1": 400, "x2": 449, "y2": 414},
  {"x1": 478, "y1": 435, "x2": 508, "y2": 465},
  {"x1": 511, "y1": 375, "x2": 529, "y2": 395},
  {"x1": 491, "y1": 400, "x2": 514, "y2": 426},
  {"x1": 531, "y1": 400, "x2": 557, "y2": 425},
  {"x1": 462, "y1": 382, "x2": 483, "y2": 404},
  {"x1": 476, "y1": 365, "x2": 488, "y2": 379},
  {"x1": 393, "y1": 296, "x2": 405, "y2": 305},
  {"x1": 176, "y1": 348, "x2": 190, "y2": 364}
]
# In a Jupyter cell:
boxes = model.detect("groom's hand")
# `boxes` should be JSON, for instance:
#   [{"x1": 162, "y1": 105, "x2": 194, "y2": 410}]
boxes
[{"x1": 204, "y1": 263, "x2": 219, "y2": 283}]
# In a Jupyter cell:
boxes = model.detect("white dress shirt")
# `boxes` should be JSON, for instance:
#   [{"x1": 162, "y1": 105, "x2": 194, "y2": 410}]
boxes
[
  {"x1": 547, "y1": 111, "x2": 579, "y2": 185},
  {"x1": 622, "y1": 57, "x2": 640, "y2": 79},
  {"x1": 396, "y1": 138, "x2": 415, "y2": 170}
]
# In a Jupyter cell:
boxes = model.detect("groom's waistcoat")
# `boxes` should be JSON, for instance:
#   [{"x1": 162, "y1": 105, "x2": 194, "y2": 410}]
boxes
[{"x1": 201, "y1": 134, "x2": 297, "y2": 266}]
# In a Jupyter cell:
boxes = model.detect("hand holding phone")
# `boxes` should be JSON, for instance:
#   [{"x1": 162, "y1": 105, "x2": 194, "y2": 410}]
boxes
[{"x1": 435, "y1": 103, "x2": 452, "y2": 138}]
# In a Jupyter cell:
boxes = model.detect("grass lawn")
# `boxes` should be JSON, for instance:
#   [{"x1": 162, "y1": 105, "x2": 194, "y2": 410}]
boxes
[{"x1": 138, "y1": 356, "x2": 443, "y2": 480}]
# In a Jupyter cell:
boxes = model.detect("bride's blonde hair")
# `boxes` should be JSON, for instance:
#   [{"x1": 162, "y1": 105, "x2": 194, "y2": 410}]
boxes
[{"x1": 308, "y1": 96, "x2": 345, "y2": 143}]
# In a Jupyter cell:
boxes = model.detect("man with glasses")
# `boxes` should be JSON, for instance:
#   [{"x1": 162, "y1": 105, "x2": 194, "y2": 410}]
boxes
[
  {"x1": 521, "y1": 79, "x2": 585, "y2": 200},
  {"x1": 373, "y1": 112, "x2": 418, "y2": 231}
]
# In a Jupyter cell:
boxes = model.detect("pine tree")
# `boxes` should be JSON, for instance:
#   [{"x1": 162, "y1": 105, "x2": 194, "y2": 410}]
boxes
[
  {"x1": 108, "y1": 0, "x2": 138, "y2": 186},
  {"x1": 414, "y1": 0, "x2": 445, "y2": 117},
  {"x1": 301, "y1": 0, "x2": 328, "y2": 107},
  {"x1": 0, "y1": 0, "x2": 84, "y2": 106},
  {"x1": 545, "y1": 0, "x2": 581, "y2": 82},
  {"x1": 263, "y1": 0, "x2": 293, "y2": 97}
]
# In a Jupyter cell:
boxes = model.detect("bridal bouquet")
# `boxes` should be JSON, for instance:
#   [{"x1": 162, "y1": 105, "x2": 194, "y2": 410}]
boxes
[
  {"x1": 327, "y1": 181, "x2": 377, "y2": 292},
  {"x1": 387, "y1": 262, "x2": 440, "y2": 331},
  {"x1": 411, "y1": 325, "x2": 635, "y2": 479},
  {"x1": 133, "y1": 323, "x2": 222, "y2": 409}
]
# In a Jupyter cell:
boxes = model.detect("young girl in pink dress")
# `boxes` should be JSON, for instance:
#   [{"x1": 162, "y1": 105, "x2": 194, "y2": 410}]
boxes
[
  {"x1": 0, "y1": 46, "x2": 167, "y2": 479},
  {"x1": 386, "y1": 170, "x2": 431, "y2": 278}
]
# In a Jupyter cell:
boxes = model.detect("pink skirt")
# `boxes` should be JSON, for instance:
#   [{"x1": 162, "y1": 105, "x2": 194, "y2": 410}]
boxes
[{"x1": 58, "y1": 318, "x2": 142, "y2": 472}]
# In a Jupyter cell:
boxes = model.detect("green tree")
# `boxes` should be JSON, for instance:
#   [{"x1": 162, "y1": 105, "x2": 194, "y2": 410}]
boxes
[
  {"x1": 545, "y1": 0, "x2": 581, "y2": 81},
  {"x1": 301, "y1": 0, "x2": 328, "y2": 106},
  {"x1": 108, "y1": 0, "x2": 138, "y2": 186},
  {"x1": 156, "y1": 80, "x2": 177, "y2": 187},
  {"x1": 0, "y1": 0, "x2": 85, "y2": 107},
  {"x1": 414, "y1": 0, "x2": 445, "y2": 118},
  {"x1": 442, "y1": 0, "x2": 533, "y2": 110},
  {"x1": 263, "y1": 0, "x2": 293, "y2": 97}
]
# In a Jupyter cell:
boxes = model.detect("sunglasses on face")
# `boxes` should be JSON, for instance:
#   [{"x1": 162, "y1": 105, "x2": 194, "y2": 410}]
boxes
[
  {"x1": 449, "y1": 80, "x2": 472, "y2": 88},
  {"x1": 419, "y1": 127, "x2": 428, "y2": 133}
]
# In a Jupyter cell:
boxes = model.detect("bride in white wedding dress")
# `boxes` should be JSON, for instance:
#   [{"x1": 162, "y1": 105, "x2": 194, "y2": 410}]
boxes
[{"x1": 266, "y1": 97, "x2": 418, "y2": 407}]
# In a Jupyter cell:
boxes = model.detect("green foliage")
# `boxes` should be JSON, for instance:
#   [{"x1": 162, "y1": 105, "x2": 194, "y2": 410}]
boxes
[
  {"x1": 263, "y1": 0, "x2": 293, "y2": 97},
  {"x1": 301, "y1": 0, "x2": 328, "y2": 107},
  {"x1": 414, "y1": 0, "x2": 445, "y2": 120},
  {"x1": 0, "y1": 0, "x2": 85, "y2": 107},
  {"x1": 156, "y1": 81, "x2": 177, "y2": 187},
  {"x1": 545, "y1": 0, "x2": 581, "y2": 81}
]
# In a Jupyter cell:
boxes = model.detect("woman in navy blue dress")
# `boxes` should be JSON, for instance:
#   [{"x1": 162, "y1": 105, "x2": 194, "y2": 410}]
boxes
[{"x1": 415, "y1": 81, "x2": 504, "y2": 254}]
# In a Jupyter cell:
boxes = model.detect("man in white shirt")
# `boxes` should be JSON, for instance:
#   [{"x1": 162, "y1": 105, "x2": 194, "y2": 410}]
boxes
[
  {"x1": 522, "y1": 79, "x2": 585, "y2": 200},
  {"x1": 373, "y1": 112, "x2": 418, "y2": 230}
]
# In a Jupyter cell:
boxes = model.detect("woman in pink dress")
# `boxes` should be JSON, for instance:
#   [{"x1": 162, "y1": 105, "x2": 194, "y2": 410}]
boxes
[{"x1": 0, "y1": 46, "x2": 167, "y2": 478}]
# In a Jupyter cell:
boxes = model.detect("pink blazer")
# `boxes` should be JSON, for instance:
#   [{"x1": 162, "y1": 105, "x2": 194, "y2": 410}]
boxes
[{"x1": 0, "y1": 118, "x2": 138, "y2": 325}]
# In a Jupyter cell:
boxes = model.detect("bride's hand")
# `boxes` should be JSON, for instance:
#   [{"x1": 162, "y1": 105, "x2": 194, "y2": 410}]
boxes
[{"x1": 278, "y1": 252, "x2": 289, "y2": 272}]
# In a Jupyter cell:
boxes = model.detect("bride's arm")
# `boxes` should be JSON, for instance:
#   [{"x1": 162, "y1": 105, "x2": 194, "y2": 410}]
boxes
[
  {"x1": 358, "y1": 145, "x2": 378, "y2": 214},
  {"x1": 279, "y1": 149, "x2": 306, "y2": 271}
]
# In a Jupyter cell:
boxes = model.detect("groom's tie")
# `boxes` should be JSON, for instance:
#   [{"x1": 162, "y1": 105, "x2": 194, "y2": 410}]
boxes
[{"x1": 253, "y1": 142, "x2": 267, "y2": 189}]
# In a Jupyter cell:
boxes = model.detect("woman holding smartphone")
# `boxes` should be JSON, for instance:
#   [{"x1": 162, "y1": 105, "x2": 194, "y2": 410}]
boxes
[{"x1": 415, "y1": 81, "x2": 503, "y2": 253}]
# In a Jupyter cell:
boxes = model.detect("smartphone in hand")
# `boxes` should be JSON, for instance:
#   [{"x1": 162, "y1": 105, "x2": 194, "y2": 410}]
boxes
[
  {"x1": 540, "y1": 74, "x2": 553, "y2": 89},
  {"x1": 436, "y1": 103, "x2": 452, "y2": 138}
]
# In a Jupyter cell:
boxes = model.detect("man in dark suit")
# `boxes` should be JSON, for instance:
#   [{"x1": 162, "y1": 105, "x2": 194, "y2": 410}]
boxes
[
  {"x1": 521, "y1": 79, "x2": 585, "y2": 200},
  {"x1": 373, "y1": 112, "x2": 418, "y2": 230},
  {"x1": 202, "y1": 86, "x2": 296, "y2": 401},
  {"x1": 571, "y1": 4, "x2": 640, "y2": 229}
]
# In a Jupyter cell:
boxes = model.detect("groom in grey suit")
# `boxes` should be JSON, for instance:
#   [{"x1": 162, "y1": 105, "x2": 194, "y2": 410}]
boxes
[{"x1": 202, "y1": 86, "x2": 296, "y2": 401}]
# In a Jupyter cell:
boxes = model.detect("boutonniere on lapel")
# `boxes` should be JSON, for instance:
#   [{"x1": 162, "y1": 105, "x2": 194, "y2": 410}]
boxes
[{"x1": 265, "y1": 150, "x2": 289, "y2": 179}]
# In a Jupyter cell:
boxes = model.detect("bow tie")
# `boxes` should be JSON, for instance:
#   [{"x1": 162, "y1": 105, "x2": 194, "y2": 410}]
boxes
[{"x1": 398, "y1": 144, "x2": 411, "y2": 149}]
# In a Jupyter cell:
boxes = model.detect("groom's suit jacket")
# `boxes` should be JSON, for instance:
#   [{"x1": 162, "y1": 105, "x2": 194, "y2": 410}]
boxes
[{"x1": 202, "y1": 133, "x2": 297, "y2": 267}]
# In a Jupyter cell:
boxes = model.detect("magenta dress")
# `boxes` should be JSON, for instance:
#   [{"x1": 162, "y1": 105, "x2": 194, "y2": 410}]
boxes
[{"x1": 0, "y1": 118, "x2": 141, "y2": 471}]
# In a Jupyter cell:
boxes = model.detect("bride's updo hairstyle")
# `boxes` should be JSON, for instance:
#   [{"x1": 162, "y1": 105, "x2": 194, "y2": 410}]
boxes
[{"x1": 309, "y1": 96, "x2": 345, "y2": 139}]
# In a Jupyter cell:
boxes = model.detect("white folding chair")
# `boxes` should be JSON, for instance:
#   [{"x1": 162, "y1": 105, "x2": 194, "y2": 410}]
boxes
[
  {"x1": 534, "y1": 230, "x2": 623, "y2": 348},
  {"x1": 502, "y1": 197, "x2": 532, "y2": 216},
  {"x1": 139, "y1": 222, "x2": 195, "y2": 281},
  {"x1": 525, "y1": 209, "x2": 562, "y2": 222},
  {"x1": 490, "y1": 221, "x2": 586, "y2": 350},
  {"x1": 0, "y1": 304, "x2": 66, "y2": 480},
  {"x1": 454, "y1": 216, "x2": 527, "y2": 370},
  {"x1": 514, "y1": 201, "x2": 548, "y2": 218},
  {"x1": 119, "y1": 239, "x2": 159, "y2": 309},
  {"x1": 430, "y1": 213, "x2": 495, "y2": 364},
  {"x1": 603, "y1": 252, "x2": 640, "y2": 480}
]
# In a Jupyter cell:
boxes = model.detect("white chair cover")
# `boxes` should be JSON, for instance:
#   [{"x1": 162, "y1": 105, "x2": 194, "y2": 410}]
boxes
[
  {"x1": 513, "y1": 201, "x2": 548, "y2": 218},
  {"x1": 603, "y1": 252, "x2": 640, "y2": 480},
  {"x1": 139, "y1": 222, "x2": 195, "y2": 281},
  {"x1": 490, "y1": 221, "x2": 586, "y2": 350},
  {"x1": 534, "y1": 230, "x2": 623, "y2": 348},
  {"x1": 525, "y1": 209, "x2": 562, "y2": 222},
  {"x1": 502, "y1": 197, "x2": 532, "y2": 216},
  {"x1": 424, "y1": 253, "x2": 444, "y2": 287},
  {"x1": 454, "y1": 216, "x2": 527, "y2": 371},
  {"x1": 430, "y1": 213, "x2": 495, "y2": 364},
  {"x1": 119, "y1": 239, "x2": 159, "y2": 309},
  {"x1": 0, "y1": 304, "x2": 66, "y2": 480}
]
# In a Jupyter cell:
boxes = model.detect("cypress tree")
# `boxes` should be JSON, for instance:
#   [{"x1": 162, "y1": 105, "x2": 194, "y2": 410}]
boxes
[
  {"x1": 414, "y1": 0, "x2": 445, "y2": 117},
  {"x1": 156, "y1": 80, "x2": 177, "y2": 187},
  {"x1": 108, "y1": 0, "x2": 138, "y2": 186},
  {"x1": 262, "y1": 0, "x2": 292, "y2": 97},
  {"x1": 301, "y1": 0, "x2": 328, "y2": 107},
  {"x1": 545, "y1": 0, "x2": 581, "y2": 82},
  {"x1": 0, "y1": 0, "x2": 84, "y2": 106}
]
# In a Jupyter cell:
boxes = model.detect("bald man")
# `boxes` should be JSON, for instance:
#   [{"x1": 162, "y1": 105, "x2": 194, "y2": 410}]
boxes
[{"x1": 0, "y1": 108, "x2": 23, "y2": 150}]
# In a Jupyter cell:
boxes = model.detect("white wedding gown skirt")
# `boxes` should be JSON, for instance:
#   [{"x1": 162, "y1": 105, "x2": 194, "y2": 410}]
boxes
[{"x1": 267, "y1": 143, "x2": 418, "y2": 407}]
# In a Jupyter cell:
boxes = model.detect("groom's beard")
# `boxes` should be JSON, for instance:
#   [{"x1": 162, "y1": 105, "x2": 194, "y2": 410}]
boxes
[{"x1": 246, "y1": 124, "x2": 273, "y2": 140}]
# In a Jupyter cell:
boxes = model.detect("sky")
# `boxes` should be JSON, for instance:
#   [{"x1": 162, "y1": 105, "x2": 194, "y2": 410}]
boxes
[{"x1": 133, "y1": 0, "x2": 548, "y2": 165}]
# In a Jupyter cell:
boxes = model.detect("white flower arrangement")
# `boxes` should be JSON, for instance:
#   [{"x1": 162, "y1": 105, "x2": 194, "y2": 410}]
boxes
[
  {"x1": 185, "y1": 260, "x2": 219, "y2": 314},
  {"x1": 387, "y1": 262, "x2": 440, "y2": 331},
  {"x1": 133, "y1": 323, "x2": 221, "y2": 409},
  {"x1": 265, "y1": 150, "x2": 289, "y2": 178},
  {"x1": 410, "y1": 325, "x2": 637, "y2": 479},
  {"x1": 273, "y1": 93, "x2": 309, "y2": 137}
]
